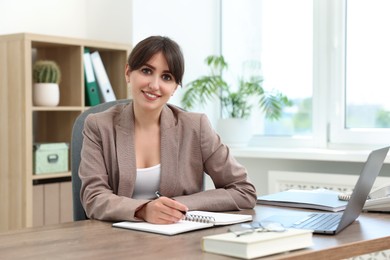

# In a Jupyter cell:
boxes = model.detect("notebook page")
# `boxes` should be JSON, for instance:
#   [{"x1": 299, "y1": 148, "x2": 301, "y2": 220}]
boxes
[
  {"x1": 113, "y1": 220, "x2": 213, "y2": 236},
  {"x1": 186, "y1": 211, "x2": 252, "y2": 225}
]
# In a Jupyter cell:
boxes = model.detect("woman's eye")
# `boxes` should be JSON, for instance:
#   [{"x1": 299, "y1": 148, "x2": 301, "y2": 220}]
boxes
[
  {"x1": 141, "y1": 68, "x2": 152, "y2": 74},
  {"x1": 162, "y1": 74, "x2": 172, "y2": 81}
]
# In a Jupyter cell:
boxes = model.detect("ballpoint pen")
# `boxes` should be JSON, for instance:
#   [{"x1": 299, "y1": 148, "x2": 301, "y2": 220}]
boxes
[{"x1": 155, "y1": 191, "x2": 187, "y2": 215}]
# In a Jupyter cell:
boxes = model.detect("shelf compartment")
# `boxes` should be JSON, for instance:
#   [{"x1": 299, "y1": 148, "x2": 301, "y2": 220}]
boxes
[
  {"x1": 33, "y1": 110, "x2": 80, "y2": 143},
  {"x1": 32, "y1": 42, "x2": 83, "y2": 107}
]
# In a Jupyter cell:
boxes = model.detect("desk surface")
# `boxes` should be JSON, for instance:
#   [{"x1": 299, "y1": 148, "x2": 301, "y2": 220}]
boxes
[{"x1": 1, "y1": 205, "x2": 390, "y2": 260}]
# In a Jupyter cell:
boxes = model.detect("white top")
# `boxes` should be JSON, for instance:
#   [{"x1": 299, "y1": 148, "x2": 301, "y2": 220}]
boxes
[{"x1": 132, "y1": 164, "x2": 161, "y2": 200}]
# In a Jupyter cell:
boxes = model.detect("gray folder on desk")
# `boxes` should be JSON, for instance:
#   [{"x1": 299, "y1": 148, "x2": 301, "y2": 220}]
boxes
[{"x1": 257, "y1": 189, "x2": 348, "y2": 212}]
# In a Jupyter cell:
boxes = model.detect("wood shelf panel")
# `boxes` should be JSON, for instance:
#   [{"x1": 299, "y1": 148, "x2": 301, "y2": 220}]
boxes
[
  {"x1": 32, "y1": 172, "x2": 71, "y2": 180},
  {"x1": 32, "y1": 106, "x2": 83, "y2": 112}
]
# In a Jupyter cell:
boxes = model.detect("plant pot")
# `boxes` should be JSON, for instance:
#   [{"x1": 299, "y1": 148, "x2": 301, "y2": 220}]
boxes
[
  {"x1": 216, "y1": 118, "x2": 252, "y2": 147},
  {"x1": 33, "y1": 83, "x2": 60, "y2": 106}
]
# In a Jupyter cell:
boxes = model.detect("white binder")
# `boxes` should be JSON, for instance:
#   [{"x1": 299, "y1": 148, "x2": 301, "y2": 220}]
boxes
[{"x1": 90, "y1": 51, "x2": 116, "y2": 102}]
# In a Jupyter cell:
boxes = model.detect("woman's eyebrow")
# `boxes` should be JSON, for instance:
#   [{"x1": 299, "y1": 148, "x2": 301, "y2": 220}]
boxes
[
  {"x1": 144, "y1": 63, "x2": 172, "y2": 74},
  {"x1": 143, "y1": 63, "x2": 155, "y2": 70}
]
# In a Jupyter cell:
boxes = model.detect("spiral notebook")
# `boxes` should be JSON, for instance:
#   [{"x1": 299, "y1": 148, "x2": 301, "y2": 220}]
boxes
[{"x1": 112, "y1": 211, "x2": 252, "y2": 236}]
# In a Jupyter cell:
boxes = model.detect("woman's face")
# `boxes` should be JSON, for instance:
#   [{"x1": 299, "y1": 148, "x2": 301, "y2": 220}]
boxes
[{"x1": 126, "y1": 52, "x2": 178, "y2": 113}]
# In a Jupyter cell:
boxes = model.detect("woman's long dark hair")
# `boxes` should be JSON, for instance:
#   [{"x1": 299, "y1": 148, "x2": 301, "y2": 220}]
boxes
[{"x1": 127, "y1": 36, "x2": 185, "y2": 86}]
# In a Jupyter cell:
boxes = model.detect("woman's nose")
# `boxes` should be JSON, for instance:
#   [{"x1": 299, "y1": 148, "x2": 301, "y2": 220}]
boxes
[{"x1": 148, "y1": 76, "x2": 160, "y2": 90}]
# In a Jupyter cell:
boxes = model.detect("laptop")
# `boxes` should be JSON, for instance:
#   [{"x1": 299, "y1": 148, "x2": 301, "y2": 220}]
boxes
[{"x1": 260, "y1": 146, "x2": 389, "y2": 235}]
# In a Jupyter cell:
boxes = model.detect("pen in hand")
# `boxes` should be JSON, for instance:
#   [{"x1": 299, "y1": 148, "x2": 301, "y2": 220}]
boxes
[{"x1": 155, "y1": 191, "x2": 187, "y2": 215}]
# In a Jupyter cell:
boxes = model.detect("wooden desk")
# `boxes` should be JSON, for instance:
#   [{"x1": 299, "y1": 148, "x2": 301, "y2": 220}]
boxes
[{"x1": 1, "y1": 206, "x2": 389, "y2": 260}]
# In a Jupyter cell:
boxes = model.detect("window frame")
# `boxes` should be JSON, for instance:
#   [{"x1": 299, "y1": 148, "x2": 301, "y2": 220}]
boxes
[
  {"x1": 329, "y1": 0, "x2": 390, "y2": 147},
  {"x1": 250, "y1": 0, "x2": 328, "y2": 148}
]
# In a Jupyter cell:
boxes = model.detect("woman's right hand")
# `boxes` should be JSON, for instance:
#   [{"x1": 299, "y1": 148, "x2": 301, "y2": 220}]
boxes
[{"x1": 135, "y1": 197, "x2": 188, "y2": 224}]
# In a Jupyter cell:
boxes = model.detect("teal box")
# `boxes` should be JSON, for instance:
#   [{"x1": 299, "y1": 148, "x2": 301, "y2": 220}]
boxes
[{"x1": 33, "y1": 143, "x2": 69, "y2": 174}]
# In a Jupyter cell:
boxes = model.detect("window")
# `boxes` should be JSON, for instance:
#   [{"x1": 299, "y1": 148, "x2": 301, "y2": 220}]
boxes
[
  {"x1": 330, "y1": 0, "x2": 390, "y2": 146},
  {"x1": 222, "y1": 0, "x2": 390, "y2": 148},
  {"x1": 346, "y1": 0, "x2": 390, "y2": 129},
  {"x1": 221, "y1": 0, "x2": 316, "y2": 147}
]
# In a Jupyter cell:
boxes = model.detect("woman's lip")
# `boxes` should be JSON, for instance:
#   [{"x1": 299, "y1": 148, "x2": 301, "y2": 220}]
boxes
[{"x1": 142, "y1": 90, "x2": 160, "y2": 100}]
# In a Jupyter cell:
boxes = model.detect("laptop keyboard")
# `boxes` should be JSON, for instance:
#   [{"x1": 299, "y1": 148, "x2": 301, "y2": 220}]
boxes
[{"x1": 291, "y1": 213, "x2": 343, "y2": 231}]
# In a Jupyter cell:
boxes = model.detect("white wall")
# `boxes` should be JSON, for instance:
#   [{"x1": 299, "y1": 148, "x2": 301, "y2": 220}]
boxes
[
  {"x1": 85, "y1": 0, "x2": 132, "y2": 44},
  {"x1": 0, "y1": 0, "x2": 88, "y2": 38},
  {"x1": 0, "y1": 0, "x2": 132, "y2": 43}
]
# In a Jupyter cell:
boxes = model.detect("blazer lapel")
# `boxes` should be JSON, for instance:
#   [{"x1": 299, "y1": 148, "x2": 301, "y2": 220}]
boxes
[
  {"x1": 116, "y1": 103, "x2": 137, "y2": 197},
  {"x1": 159, "y1": 105, "x2": 180, "y2": 197}
]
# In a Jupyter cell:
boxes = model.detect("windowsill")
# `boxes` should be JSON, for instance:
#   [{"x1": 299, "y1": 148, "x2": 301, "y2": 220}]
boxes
[{"x1": 230, "y1": 147, "x2": 390, "y2": 163}]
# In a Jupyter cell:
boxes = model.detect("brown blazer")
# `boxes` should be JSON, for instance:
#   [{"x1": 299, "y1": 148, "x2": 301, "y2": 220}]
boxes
[{"x1": 79, "y1": 101, "x2": 257, "y2": 221}]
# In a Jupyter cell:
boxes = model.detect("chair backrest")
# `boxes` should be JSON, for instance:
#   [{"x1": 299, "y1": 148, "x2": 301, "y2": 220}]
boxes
[{"x1": 71, "y1": 99, "x2": 131, "y2": 221}]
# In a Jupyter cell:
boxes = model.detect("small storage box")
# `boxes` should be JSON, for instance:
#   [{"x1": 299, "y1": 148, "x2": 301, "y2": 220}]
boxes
[{"x1": 33, "y1": 143, "x2": 69, "y2": 174}]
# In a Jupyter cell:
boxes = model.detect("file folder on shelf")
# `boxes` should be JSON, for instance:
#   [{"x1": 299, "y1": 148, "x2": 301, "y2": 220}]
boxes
[
  {"x1": 90, "y1": 51, "x2": 116, "y2": 102},
  {"x1": 83, "y1": 48, "x2": 101, "y2": 106}
]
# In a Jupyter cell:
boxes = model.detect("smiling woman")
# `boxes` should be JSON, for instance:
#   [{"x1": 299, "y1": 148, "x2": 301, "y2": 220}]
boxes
[{"x1": 78, "y1": 35, "x2": 257, "y2": 225}]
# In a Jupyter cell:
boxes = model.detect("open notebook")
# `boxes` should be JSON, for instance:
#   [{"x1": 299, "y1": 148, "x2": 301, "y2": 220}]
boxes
[{"x1": 113, "y1": 211, "x2": 252, "y2": 236}]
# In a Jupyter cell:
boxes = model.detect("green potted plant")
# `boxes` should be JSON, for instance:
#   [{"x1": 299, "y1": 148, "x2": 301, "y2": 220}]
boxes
[
  {"x1": 32, "y1": 60, "x2": 61, "y2": 106},
  {"x1": 181, "y1": 55, "x2": 291, "y2": 146}
]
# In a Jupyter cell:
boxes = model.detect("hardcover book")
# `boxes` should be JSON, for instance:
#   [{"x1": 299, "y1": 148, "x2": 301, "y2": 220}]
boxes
[{"x1": 202, "y1": 228, "x2": 313, "y2": 259}]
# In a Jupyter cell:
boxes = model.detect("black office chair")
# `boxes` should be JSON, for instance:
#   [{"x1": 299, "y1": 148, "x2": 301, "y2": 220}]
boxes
[{"x1": 71, "y1": 99, "x2": 131, "y2": 221}]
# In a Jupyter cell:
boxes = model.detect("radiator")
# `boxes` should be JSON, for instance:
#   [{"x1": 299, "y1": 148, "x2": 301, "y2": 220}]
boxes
[{"x1": 268, "y1": 170, "x2": 390, "y2": 194}]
